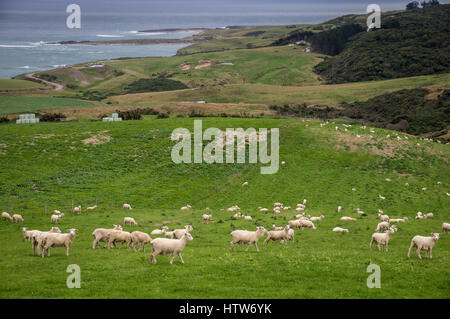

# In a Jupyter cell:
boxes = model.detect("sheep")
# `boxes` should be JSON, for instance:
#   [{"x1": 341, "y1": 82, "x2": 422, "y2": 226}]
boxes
[
  {"x1": 171, "y1": 225, "x2": 194, "y2": 239},
  {"x1": 375, "y1": 221, "x2": 390, "y2": 232},
  {"x1": 150, "y1": 232, "x2": 194, "y2": 264},
  {"x1": 356, "y1": 208, "x2": 366, "y2": 216},
  {"x1": 91, "y1": 224, "x2": 123, "y2": 249},
  {"x1": 202, "y1": 214, "x2": 212, "y2": 223},
  {"x1": 333, "y1": 227, "x2": 349, "y2": 233},
  {"x1": 338, "y1": 206, "x2": 342, "y2": 213},
  {"x1": 86, "y1": 205, "x2": 97, "y2": 211},
  {"x1": 281, "y1": 161, "x2": 286, "y2": 166},
  {"x1": 131, "y1": 231, "x2": 152, "y2": 252},
  {"x1": 442, "y1": 223, "x2": 450, "y2": 233},
  {"x1": 310, "y1": 215, "x2": 324, "y2": 221},
  {"x1": 41, "y1": 228, "x2": 78, "y2": 257},
  {"x1": 389, "y1": 217, "x2": 408, "y2": 223},
  {"x1": 259, "y1": 208, "x2": 268, "y2": 212},
  {"x1": 378, "y1": 213, "x2": 390, "y2": 221},
  {"x1": 340, "y1": 216, "x2": 357, "y2": 221},
  {"x1": 12, "y1": 214, "x2": 23, "y2": 223},
  {"x1": 272, "y1": 224, "x2": 284, "y2": 231},
  {"x1": 73, "y1": 205, "x2": 81, "y2": 214},
  {"x1": 424, "y1": 213, "x2": 434, "y2": 219},
  {"x1": 283, "y1": 206, "x2": 291, "y2": 210},
  {"x1": 295, "y1": 206, "x2": 305, "y2": 212},
  {"x1": 243, "y1": 215, "x2": 252, "y2": 220},
  {"x1": 122, "y1": 203, "x2": 132, "y2": 210},
  {"x1": 151, "y1": 226, "x2": 168, "y2": 235},
  {"x1": 288, "y1": 219, "x2": 302, "y2": 229},
  {"x1": 242, "y1": 182, "x2": 248, "y2": 187},
  {"x1": 107, "y1": 230, "x2": 132, "y2": 250},
  {"x1": 180, "y1": 205, "x2": 192, "y2": 210},
  {"x1": 273, "y1": 208, "x2": 281, "y2": 214},
  {"x1": 31, "y1": 227, "x2": 62, "y2": 256},
  {"x1": 405, "y1": 183, "x2": 409, "y2": 187},
  {"x1": 124, "y1": 217, "x2": 138, "y2": 226},
  {"x1": 287, "y1": 228, "x2": 295, "y2": 243},
  {"x1": 53, "y1": 210, "x2": 62, "y2": 214},
  {"x1": 227, "y1": 205, "x2": 240, "y2": 212},
  {"x1": 264, "y1": 226, "x2": 290, "y2": 244},
  {"x1": 1, "y1": 211, "x2": 12, "y2": 222},
  {"x1": 299, "y1": 219, "x2": 316, "y2": 230},
  {"x1": 370, "y1": 227, "x2": 395, "y2": 252},
  {"x1": 230, "y1": 226, "x2": 268, "y2": 252},
  {"x1": 378, "y1": 195, "x2": 386, "y2": 200},
  {"x1": 408, "y1": 233, "x2": 441, "y2": 259},
  {"x1": 51, "y1": 213, "x2": 64, "y2": 223},
  {"x1": 233, "y1": 212, "x2": 242, "y2": 219},
  {"x1": 22, "y1": 227, "x2": 40, "y2": 241},
  {"x1": 415, "y1": 212, "x2": 433, "y2": 219}
]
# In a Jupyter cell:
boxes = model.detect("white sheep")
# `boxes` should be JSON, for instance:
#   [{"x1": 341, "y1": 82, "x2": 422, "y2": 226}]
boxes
[
  {"x1": 281, "y1": 161, "x2": 286, "y2": 166},
  {"x1": 389, "y1": 217, "x2": 408, "y2": 223},
  {"x1": 333, "y1": 227, "x2": 349, "y2": 233},
  {"x1": 227, "y1": 205, "x2": 240, "y2": 212},
  {"x1": 340, "y1": 216, "x2": 357, "y2": 221},
  {"x1": 375, "y1": 221, "x2": 390, "y2": 232},
  {"x1": 378, "y1": 195, "x2": 386, "y2": 200},
  {"x1": 12, "y1": 214, "x2": 23, "y2": 223},
  {"x1": 150, "y1": 232, "x2": 194, "y2": 264},
  {"x1": 131, "y1": 231, "x2": 152, "y2": 252},
  {"x1": 287, "y1": 228, "x2": 295, "y2": 243},
  {"x1": 338, "y1": 206, "x2": 342, "y2": 213},
  {"x1": 53, "y1": 210, "x2": 62, "y2": 214},
  {"x1": 123, "y1": 203, "x2": 132, "y2": 210},
  {"x1": 442, "y1": 223, "x2": 450, "y2": 233},
  {"x1": 107, "y1": 230, "x2": 132, "y2": 250},
  {"x1": 86, "y1": 205, "x2": 97, "y2": 211},
  {"x1": 272, "y1": 224, "x2": 283, "y2": 231},
  {"x1": 73, "y1": 205, "x2": 81, "y2": 214},
  {"x1": 288, "y1": 219, "x2": 302, "y2": 229},
  {"x1": 233, "y1": 212, "x2": 242, "y2": 219},
  {"x1": 31, "y1": 227, "x2": 62, "y2": 256},
  {"x1": 264, "y1": 225, "x2": 290, "y2": 244},
  {"x1": 41, "y1": 228, "x2": 78, "y2": 257},
  {"x1": 299, "y1": 219, "x2": 316, "y2": 230},
  {"x1": 310, "y1": 215, "x2": 325, "y2": 221},
  {"x1": 242, "y1": 182, "x2": 248, "y2": 187},
  {"x1": 124, "y1": 217, "x2": 138, "y2": 226},
  {"x1": 22, "y1": 227, "x2": 39, "y2": 241},
  {"x1": 151, "y1": 226, "x2": 168, "y2": 235},
  {"x1": 408, "y1": 233, "x2": 441, "y2": 259},
  {"x1": 259, "y1": 208, "x2": 268, "y2": 212},
  {"x1": 230, "y1": 226, "x2": 267, "y2": 252},
  {"x1": 180, "y1": 205, "x2": 192, "y2": 210},
  {"x1": 370, "y1": 227, "x2": 395, "y2": 252},
  {"x1": 202, "y1": 214, "x2": 212, "y2": 223},
  {"x1": 378, "y1": 213, "x2": 390, "y2": 221},
  {"x1": 424, "y1": 213, "x2": 434, "y2": 219},
  {"x1": 356, "y1": 208, "x2": 366, "y2": 216},
  {"x1": 243, "y1": 215, "x2": 252, "y2": 220},
  {"x1": 51, "y1": 213, "x2": 64, "y2": 223},
  {"x1": 92, "y1": 224, "x2": 123, "y2": 249},
  {"x1": 171, "y1": 225, "x2": 194, "y2": 239}
]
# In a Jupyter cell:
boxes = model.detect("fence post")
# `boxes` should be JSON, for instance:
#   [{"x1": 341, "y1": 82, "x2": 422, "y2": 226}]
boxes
[
  {"x1": 71, "y1": 199, "x2": 74, "y2": 214},
  {"x1": 44, "y1": 202, "x2": 47, "y2": 216}
]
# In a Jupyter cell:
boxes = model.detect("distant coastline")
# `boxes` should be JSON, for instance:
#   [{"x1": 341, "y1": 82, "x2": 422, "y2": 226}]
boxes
[{"x1": 55, "y1": 38, "x2": 199, "y2": 46}]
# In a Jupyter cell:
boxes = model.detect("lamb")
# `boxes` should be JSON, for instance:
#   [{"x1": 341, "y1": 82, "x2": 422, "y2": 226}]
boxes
[
  {"x1": 180, "y1": 205, "x2": 192, "y2": 210},
  {"x1": 91, "y1": 224, "x2": 123, "y2": 249},
  {"x1": 299, "y1": 219, "x2": 316, "y2": 230},
  {"x1": 86, "y1": 205, "x2": 97, "y2": 211},
  {"x1": 73, "y1": 205, "x2": 81, "y2": 214},
  {"x1": 415, "y1": 212, "x2": 425, "y2": 220},
  {"x1": 283, "y1": 206, "x2": 291, "y2": 210},
  {"x1": 243, "y1": 215, "x2": 252, "y2": 220},
  {"x1": 123, "y1": 203, "x2": 132, "y2": 210},
  {"x1": 408, "y1": 233, "x2": 441, "y2": 259},
  {"x1": 202, "y1": 214, "x2": 212, "y2": 223},
  {"x1": 273, "y1": 207, "x2": 281, "y2": 214},
  {"x1": 378, "y1": 213, "x2": 390, "y2": 221},
  {"x1": 171, "y1": 225, "x2": 194, "y2": 239},
  {"x1": 124, "y1": 217, "x2": 138, "y2": 226},
  {"x1": 12, "y1": 214, "x2": 24, "y2": 223},
  {"x1": 442, "y1": 223, "x2": 450, "y2": 233},
  {"x1": 375, "y1": 221, "x2": 390, "y2": 232},
  {"x1": 41, "y1": 228, "x2": 78, "y2": 257},
  {"x1": 150, "y1": 232, "x2": 194, "y2": 264},
  {"x1": 287, "y1": 228, "x2": 295, "y2": 243},
  {"x1": 242, "y1": 182, "x2": 248, "y2": 187},
  {"x1": 264, "y1": 225, "x2": 290, "y2": 244},
  {"x1": 131, "y1": 231, "x2": 152, "y2": 252},
  {"x1": 107, "y1": 230, "x2": 132, "y2": 250},
  {"x1": 389, "y1": 217, "x2": 408, "y2": 223},
  {"x1": 340, "y1": 216, "x2": 357, "y2": 221},
  {"x1": 227, "y1": 205, "x2": 240, "y2": 212},
  {"x1": 424, "y1": 213, "x2": 434, "y2": 219},
  {"x1": 51, "y1": 213, "x2": 64, "y2": 223},
  {"x1": 230, "y1": 226, "x2": 268, "y2": 252},
  {"x1": 370, "y1": 227, "x2": 395, "y2": 252},
  {"x1": 151, "y1": 226, "x2": 168, "y2": 235},
  {"x1": 310, "y1": 215, "x2": 324, "y2": 221},
  {"x1": 333, "y1": 227, "x2": 349, "y2": 233},
  {"x1": 31, "y1": 227, "x2": 62, "y2": 256},
  {"x1": 233, "y1": 212, "x2": 242, "y2": 219}
]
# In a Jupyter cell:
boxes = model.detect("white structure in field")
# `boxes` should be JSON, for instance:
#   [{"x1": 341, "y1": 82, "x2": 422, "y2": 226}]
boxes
[
  {"x1": 16, "y1": 114, "x2": 39, "y2": 124},
  {"x1": 102, "y1": 113, "x2": 122, "y2": 122}
]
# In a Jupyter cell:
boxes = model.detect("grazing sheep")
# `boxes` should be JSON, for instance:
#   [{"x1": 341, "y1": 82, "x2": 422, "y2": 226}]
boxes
[
  {"x1": 41, "y1": 228, "x2": 78, "y2": 257},
  {"x1": 356, "y1": 208, "x2": 366, "y2": 216},
  {"x1": 259, "y1": 208, "x2": 268, "y2": 212},
  {"x1": 124, "y1": 217, "x2": 138, "y2": 226},
  {"x1": 51, "y1": 213, "x2": 64, "y2": 223},
  {"x1": 299, "y1": 219, "x2": 316, "y2": 230},
  {"x1": 1, "y1": 212, "x2": 12, "y2": 222},
  {"x1": 340, "y1": 216, "x2": 357, "y2": 221},
  {"x1": 202, "y1": 214, "x2": 212, "y2": 223},
  {"x1": 333, "y1": 227, "x2": 349, "y2": 233},
  {"x1": 296, "y1": 206, "x2": 305, "y2": 212},
  {"x1": 415, "y1": 212, "x2": 425, "y2": 220},
  {"x1": 425, "y1": 213, "x2": 434, "y2": 219},
  {"x1": 310, "y1": 215, "x2": 324, "y2": 222},
  {"x1": 73, "y1": 205, "x2": 81, "y2": 214},
  {"x1": 91, "y1": 224, "x2": 123, "y2": 249},
  {"x1": 233, "y1": 212, "x2": 242, "y2": 219},
  {"x1": 151, "y1": 226, "x2": 168, "y2": 235},
  {"x1": 53, "y1": 210, "x2": 62, "y2": 214},
  {"x1": 243, "y1": 215, "x2": 252, "y2": 220},
  {"x1": 31, "y1": 227, "x2": 62, "y2": 256},
  {"x1": 86, "y1": 205, "x2": 97, "y2": 211},
  {"x1": 389, "y1": 217, "x2": 408, "y2": 223},
  {"x1": 272, "y1": 224, "x2": 283, "y2": 231},
  {"x1": 288, "y1": 219, "x2": 302, "y2": 229},
  {"x1": 131, "y1": 231, "x2": 152, "y2": 252},
  {"x1": 180, "y1": 205, "x2": 192, "y2": 210},
  {"x1": 378, "y1": 213, "x2": 390, "y2": 221},
  {"x1": 273, "y1": 208, "x2": 281, "y2": 214},
  {"x1": 242, "y1": 182, "x2": 248, "y2": 187},
  {"x1": 171, "y1": 225, "x2": 194, "y2": 239},
  {"x1": 107, "y1": 230, "x2": 132, "y2": 250},
  {"x1": 12, "y1": 214, "x2": 23, "y2": 223},
  {"x1": 22, "y1": 227, "x2": 39, "y2": 241},
  {"x1": 264, "y1": 226, "x2": 290, "y2": 244},
  {"x1": 338, "y1": 206, "x2": 342, "y2": 213},
  {"x1": 150, "y1": 232, "x2": 194, "y2": 264},
  {"x1": 123, "y1": 203, "x2": 132, "y2": 210},
  {"x1": 227, "y1": 205, "x2": 240, "y2": 212},
  {"x1": 405, "y1": 183, "x2": 409, "y2": 187},
  {"x1": 385, "y1": 178, "x2": 391, "y2": 182},
  {"x1": 287, "y1": 228, "x2": 295, "y2": 243},
  {"x1": 441, "y1": 223, "x2": 450, "y2": 233},
  {"x1": 230, "y1": 226, "x2": 268, "y2": 252},
  {"x1": 408, "y1": 233, "x2": 441, "y2": 259},
  {"x1": 378, "y1": 195, "x2": 386, "y2": 200},
  {"x1": 370, "y1": 227, "x2": 395, "y2": 252},
  {"x1": 375, "y1": 221, "x2": 390, "y2": 232}
]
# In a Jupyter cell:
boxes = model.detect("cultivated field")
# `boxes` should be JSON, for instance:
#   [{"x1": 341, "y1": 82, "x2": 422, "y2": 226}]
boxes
[{"x1": 0, "y1": 117, "x2": 449, "y2": 298}]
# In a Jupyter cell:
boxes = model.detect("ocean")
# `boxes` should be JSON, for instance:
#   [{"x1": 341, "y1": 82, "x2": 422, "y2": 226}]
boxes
[{"x1": 0, "y1": 0, "x2": 410, "y2": 79}]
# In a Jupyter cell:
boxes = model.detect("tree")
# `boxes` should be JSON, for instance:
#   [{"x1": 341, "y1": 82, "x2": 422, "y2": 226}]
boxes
[
  {"x1": 406, "y1": 1, "x2": 419, "y2": 10},
  {"x1": 421, "y1": 0, "x2": 440, "y2": 8}
]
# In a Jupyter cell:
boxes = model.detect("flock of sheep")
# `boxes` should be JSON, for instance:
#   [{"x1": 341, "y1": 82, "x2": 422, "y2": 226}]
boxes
[{"x1": 2, "y1": 179, "x2": 449, "y2": 264}]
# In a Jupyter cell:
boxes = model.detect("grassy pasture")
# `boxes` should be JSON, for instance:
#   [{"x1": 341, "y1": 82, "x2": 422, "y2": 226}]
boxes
[
  {"x1": 0, "y1": 97, "x2": 95, "y2": 115},
  {"x1": 0, "y1": 79, "x2": 44, "y2": 90},
  {"x1": 0, "y1": 117, "x2": 448, "y2": 298}
]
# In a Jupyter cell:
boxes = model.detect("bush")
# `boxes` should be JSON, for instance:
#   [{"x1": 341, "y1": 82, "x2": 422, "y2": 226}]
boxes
[
  {"x1": 0, "y1": 116, "x2": 10, "y2": 124},
  {"x1": 38, "y1": 113, "x2": 66, "y2": 122},
  {"x1": 156, "y1": 113, "x2": 169, "y2": 119}
]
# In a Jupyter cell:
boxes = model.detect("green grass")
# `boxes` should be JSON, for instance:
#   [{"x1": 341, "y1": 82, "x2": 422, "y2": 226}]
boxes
[
  {"x1": 0, "y1": 78, "x2": 44, "y2": 90},
  {"x1": 0, "y1": 97, "x2": 96, "y2": 115},
  {"x1": 0, "y1": 117, "x2": 449, "y2": 298}
]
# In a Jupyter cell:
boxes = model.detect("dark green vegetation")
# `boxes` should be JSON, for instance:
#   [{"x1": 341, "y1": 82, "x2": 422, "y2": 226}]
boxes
[
  {"x1": 314, "y1": 5, "x2": 450, "y2": 83},
  {"x1": 125, "y1": 78, "x2": 188, "y2": 94},
  {"x1": 0, "y1": 118, "x2": 449, "y2": 298}
]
